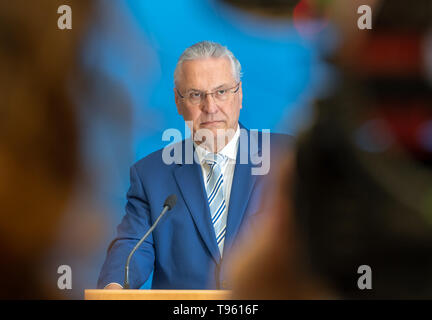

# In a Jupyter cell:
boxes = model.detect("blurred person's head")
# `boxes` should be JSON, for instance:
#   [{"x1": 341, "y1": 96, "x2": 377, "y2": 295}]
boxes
[
  {"x1": 294, "y1": 0, "x2": 432, "y2": 299},
  {"x1": 0, "y1": 0, "x2": 93, "y2": 298},
  {"x1": 227, "y1": 153, "x2": 334, "y2": 299},
  {"x1": 228, "y1": 0, "x2": 432, "y2": 299},
  {"x1": 174, "y1": 41, "x2": 243, "y2": 152}
]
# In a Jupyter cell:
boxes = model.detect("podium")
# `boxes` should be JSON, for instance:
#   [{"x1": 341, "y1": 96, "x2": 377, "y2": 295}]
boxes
[{"x1": 84, "y1": 289, "x2": 232, "y2": 300}]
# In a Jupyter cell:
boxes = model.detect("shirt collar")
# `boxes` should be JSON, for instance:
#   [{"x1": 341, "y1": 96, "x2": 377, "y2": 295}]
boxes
[{"x1": 194, "y1": 124, "x2": 240, "y2": 164}]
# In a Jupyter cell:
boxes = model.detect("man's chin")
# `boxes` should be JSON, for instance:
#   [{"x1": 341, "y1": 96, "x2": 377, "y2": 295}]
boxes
[{"x1": 193, "y1": 124, "x2": 237, "y2": 152}]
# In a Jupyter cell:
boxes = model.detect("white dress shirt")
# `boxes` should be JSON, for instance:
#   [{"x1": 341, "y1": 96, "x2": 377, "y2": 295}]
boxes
[{"x1": 194, "y1": 124, "x2": 240, "y2": 210}]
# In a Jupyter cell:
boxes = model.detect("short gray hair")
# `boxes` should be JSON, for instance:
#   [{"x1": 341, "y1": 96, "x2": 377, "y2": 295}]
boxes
[{"x1": 174, "y1": 41, "x2": 242, "y2": 86}]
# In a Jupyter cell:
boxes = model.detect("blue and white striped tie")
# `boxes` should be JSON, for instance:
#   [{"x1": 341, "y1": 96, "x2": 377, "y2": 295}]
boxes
[{"x1": 204, "y1": 153, "x2": 228, "y2": 256}]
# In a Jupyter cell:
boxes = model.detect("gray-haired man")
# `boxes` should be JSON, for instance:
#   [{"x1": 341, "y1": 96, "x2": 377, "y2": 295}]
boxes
[{"x1": 98, "y1": 41, "x2": 291, "y2": 290}]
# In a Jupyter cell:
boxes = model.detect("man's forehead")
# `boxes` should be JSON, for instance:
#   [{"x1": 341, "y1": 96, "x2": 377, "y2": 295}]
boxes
[{"x1": 177, "y1": 57, "x2": 235, "y2": 86}]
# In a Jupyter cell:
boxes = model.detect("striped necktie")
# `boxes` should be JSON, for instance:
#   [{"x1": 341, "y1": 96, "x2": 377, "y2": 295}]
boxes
[{"x1": 204, "y1": 153, "x2": 227, "y2": 256}]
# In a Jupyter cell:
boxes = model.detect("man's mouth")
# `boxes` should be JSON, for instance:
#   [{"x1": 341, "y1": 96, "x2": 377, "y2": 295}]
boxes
[{"x1": 200, "y1": 120, "x2": 224, "y2": 126}]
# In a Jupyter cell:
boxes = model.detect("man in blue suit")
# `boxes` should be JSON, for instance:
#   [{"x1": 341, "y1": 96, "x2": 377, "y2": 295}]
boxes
[{"x1": 98, "y1": 41, "x2": 290, "y2": 290}]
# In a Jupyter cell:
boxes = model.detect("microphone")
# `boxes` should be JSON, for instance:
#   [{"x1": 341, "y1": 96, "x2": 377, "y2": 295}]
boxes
[{"x1": 123, "y1": 194, "x2": 177, "y2": 289}]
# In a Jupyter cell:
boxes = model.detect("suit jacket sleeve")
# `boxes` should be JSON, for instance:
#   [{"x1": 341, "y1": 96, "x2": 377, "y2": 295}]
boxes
[{"x1": 97, "y1": 164, "x2": 155, "y2": 289}]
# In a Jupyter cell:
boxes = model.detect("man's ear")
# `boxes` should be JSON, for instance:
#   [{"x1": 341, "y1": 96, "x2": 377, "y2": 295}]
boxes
[
  {"x1": 174, "y1": 88, "x2": 183, "y2": 115},
  {"x1": 239, "y1": 81, "x2": 243, "y2": 110}
]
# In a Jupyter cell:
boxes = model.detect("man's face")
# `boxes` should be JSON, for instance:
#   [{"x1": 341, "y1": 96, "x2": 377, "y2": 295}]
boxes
[{"x1": 174, "y1": 57, "x2": 243, "y2": 144}]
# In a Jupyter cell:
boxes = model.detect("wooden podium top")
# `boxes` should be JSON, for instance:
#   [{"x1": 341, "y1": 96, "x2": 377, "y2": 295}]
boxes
[{"x1": 84, "y1": 289, "x2": 232, "y2": 300}]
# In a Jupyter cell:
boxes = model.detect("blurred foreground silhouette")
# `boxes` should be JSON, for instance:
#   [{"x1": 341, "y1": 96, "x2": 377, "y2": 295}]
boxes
[
  {"x1": 0, "y1": 1, "x2": 94, "y2": 299},
  {"x1": 229, "y1": 0, "x2": 432, "y2": 299}
]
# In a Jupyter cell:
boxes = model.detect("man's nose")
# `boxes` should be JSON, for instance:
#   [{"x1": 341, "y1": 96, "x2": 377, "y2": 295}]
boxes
[{"x1": 201, "y1": 93, "x2": 218, "y2": 113}]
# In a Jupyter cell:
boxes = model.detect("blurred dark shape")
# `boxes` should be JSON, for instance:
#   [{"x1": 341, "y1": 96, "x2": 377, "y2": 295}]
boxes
[
  {"x1": 229, "y1": 0, "x2": 432, "y2": 299},
  {"x1": 296, "y1": 0, "x2": 432, "y2": 298},
  {"x1": 0, "y1": 0, "x2": 93, "y2": 299},
  {"x1": 344, "y1": 0, "x2": 432, "y2": 164},
  {"x1": 295, "y1": 82, "x2": 432, "y2": 298},
  {"x1": 373, "y1": 0, "x2": 431, "y2": 31}
]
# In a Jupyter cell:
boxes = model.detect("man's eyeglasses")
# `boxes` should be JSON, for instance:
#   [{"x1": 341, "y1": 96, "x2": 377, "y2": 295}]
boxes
[{"x1": 176, "y1": 82, "x2": 240, "y2": 105}]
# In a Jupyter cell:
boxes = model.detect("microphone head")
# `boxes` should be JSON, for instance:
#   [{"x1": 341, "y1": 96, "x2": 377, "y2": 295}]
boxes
[{"x1": 164, "y1": 194, "x2": 177, "y2": 210}]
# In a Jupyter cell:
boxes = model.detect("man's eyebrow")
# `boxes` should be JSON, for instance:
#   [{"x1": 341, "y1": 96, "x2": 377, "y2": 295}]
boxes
[
  {"x1": 187, "y1": 87, "x2": 201, "y2": 92},
  {"x1": 208, "y1": 83, "x2": 228, "y2": 91},
  {"x1": 212, "y1": 84, "x2": 228, "y2": 90},
  {"x1": 186, "y1": 84, "x2": 229, "y2": 92}
]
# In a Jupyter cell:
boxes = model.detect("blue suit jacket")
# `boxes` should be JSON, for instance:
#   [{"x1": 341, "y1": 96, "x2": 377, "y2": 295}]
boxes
[{"x1": 97, "y1": 126, "x2": 291, "y2": 289}]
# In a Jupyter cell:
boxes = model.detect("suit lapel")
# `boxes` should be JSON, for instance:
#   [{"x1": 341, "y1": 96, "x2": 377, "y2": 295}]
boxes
[
  {"x1": 224, "y1": 127, "x2": 259, "y2": 254},
  {"x1": 173, "y1": 155, "x2": 221, "y2": 263}
]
